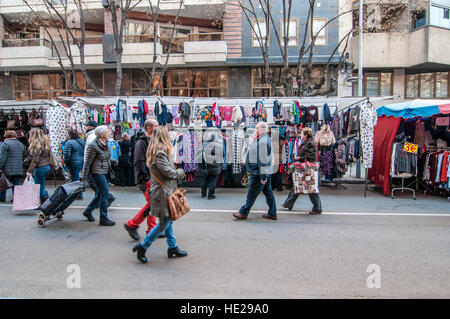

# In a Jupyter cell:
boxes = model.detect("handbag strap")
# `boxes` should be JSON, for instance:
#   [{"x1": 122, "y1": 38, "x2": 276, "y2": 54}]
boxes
[{"x1": 150, "y1": 169, "x2": 172, "y2": 195}]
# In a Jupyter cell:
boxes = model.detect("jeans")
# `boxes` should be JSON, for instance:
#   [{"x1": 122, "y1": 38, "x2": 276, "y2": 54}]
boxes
[
  {"x1": 201, "y1": 174, "x2": 218, "y2": 198},
  {"x1": 141, "y1": 216, "x2": 177, "y2": 250},
  {"x1": 283, "y1": 188, "x2": 322, "y2": 213},
  {"x1": 86, "y1": 174, "x2": 112, "y2": 221},
  {"x1": 239, "y1": 175, "x2": 277, "y2": 217},
  {"x1": 69, "y1": 165, "x2": 82, "y2": 182},
  {"x1": 33, "y1": 165, "x2": 51, "y2": 200},
  {"x1": 0, "y1": 175, "x2": 21, "y2": 200}
]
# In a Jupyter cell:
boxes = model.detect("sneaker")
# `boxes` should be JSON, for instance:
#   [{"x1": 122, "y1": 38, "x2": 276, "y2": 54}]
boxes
[
  {"x1": 280, "y1": 204, "x2": 290, "y2": 211},
  {"x1": 83, "y1": 211, "x2": 95, "y2": 222},
  {"x1": 99, "y1": 219, "x2": 116, "y2": 226},
  {"x1": 208, "y1": 195, "x2": 216, "y2": 200}
]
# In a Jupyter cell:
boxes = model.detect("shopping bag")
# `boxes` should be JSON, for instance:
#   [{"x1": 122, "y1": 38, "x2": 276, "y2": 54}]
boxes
[
  {"x1": 12, "y1": 176, "x2": 40, "y2": 211},
  {"x1": 292, "y1": 162, "x2": 319, "y2": 194},
  {"x1": 0, "y1": 173, "x2": 13, "y2": 192}
]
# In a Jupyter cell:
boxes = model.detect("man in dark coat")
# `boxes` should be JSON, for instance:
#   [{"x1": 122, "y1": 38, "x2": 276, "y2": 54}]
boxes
[
  {"x1": 233, "y1": 122, "x2": 277, "y2": 220},
  {"x1": 0, "y1": 131, "x2": 24, "y2": 201},
  {"x1": 124, "y1": 119, "x2": 162, "y2": 241}
]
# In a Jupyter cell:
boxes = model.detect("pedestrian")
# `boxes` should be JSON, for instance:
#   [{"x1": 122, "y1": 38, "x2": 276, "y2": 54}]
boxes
[
  {"x1": 281, "y1": 127, "x2": 322, "y2": 214},
  {"x1": 233, "y1": 122, "x2": 277, "y2": 220},
  {"x1": 64, "y1": 128, "x2": 85, "y2": 181},
  {"x1": 124, "y1": 119, "x2": 161, "y2": 241},
  {"x1": 0, "y1": 131, "x2": 24, "y2": 201},
  {"x1": 132, "y1": 126, "x2": 187, "y2": 264},
  {"x1": 199, "y1": 131, "x2": 223, "y2": 200},
  {"x1": 83, "y1": 121, "x2": 116, "y2": 212},
  {"x1": 26, "y1": 128, "x2": 56, "y2": 204},
  {"x1": 85, "y1": 120, "x2": 98, "y2": 146},
  {"x1": 118, "y1": 133, "x2": 133, "y2": 186},
  {"x1": 82, "y1": 125, "x2": 116, "y2": 226}
]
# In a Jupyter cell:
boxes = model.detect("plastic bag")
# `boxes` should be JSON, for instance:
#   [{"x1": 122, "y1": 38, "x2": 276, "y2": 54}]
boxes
[
  {"x1": 0, "y1": 173, "x2": 13, "y2": 192},
  {"x1": 12, "y1": 176, "x2": 40, "y2": 211}
]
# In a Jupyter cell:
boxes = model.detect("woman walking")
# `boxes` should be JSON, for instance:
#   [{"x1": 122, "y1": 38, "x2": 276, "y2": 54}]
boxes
[
  {"x1": 82, "y1": 126, "x2": 115, "y2": 226},
  {"x1": 64, "y1": 128, "x2": 85, "y2": 183},
  {"x1": 132, "y1": 126, "x2": 187, "y2": 264},
  {"x1": 281, "y1": 127, "x2": 322, "y2": 214},
  {"x1": 27, "y1": 128, "x2": 55, "y2": 204}
]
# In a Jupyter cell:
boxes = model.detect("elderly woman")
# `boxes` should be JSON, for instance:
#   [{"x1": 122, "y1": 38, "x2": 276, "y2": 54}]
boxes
[
  {"x1": 82, "y1": 125, "x2": 115, "y2": 226},
  {"x1": 132, "y1": 126, "x2": 186, "y2": 264},
  {"x1": 199, "y1": 131, "x2": 223, "y2": 200},
  {"x1": 281, "y1": 127, "x2": 322, "y2": 214}
]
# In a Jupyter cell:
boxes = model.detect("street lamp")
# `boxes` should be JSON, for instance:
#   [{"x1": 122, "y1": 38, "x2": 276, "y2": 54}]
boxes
[{"x1": 358, "y1": 0, "x2": 364, "y2": 97}]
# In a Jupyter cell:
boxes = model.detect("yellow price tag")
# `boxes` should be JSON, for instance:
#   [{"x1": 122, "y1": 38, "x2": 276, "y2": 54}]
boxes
[{"x1": 404, "y1": 142, "x2": 418, "y2": 154}]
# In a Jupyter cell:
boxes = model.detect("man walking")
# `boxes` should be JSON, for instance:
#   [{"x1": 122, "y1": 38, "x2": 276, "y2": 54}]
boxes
[
  {"x1": 233, "y1": 122, "x2": 277, "y2": 220},
  {"x1": 123, "y1": 119, "x2": 162, "y2": 240}
]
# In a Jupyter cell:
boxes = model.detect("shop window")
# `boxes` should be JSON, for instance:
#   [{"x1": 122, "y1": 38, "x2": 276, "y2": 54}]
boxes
[
  {"x1": 87, "y1": 71, "x2": 104, "y2": 94},
  {"x1": 169, "y1": 70, "x2": 189, "y2": 88},
  {"x1": 14, "y1": 74, "x2": 31, "y2": 101},
  {"x1": 281, "y1": 19, "x2": 299, "y2": 46},
  {"x1": 436, "y1": 72, "x2": 449, "y2": 98},
  {"x1": 420, "y1": 73, "x2": 434, "y2": 98},
  {"x1": 365, "y1": 73, "x2": 379, "y2": 96},
  {"x1": 380, "y1": 73, "x2": 392, "y2": 96},
  {"x1": 312, "y1": 18, "x2": 328, "y2": 46},
  {"x1": 406, "y1": 74, "x2": 419, "y2": 98},
  {"x1": 252, "y1": 20, "x2": 268, "y2": 47}
]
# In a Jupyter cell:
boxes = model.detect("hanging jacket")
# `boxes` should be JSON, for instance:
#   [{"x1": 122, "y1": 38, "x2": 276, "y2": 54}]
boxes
[
  {"x1": 323, "y1": 103, "x2": 331, "y2": 123},
  {"x1": 273, "y1": 100, "x2": 281, "y2": 119}
]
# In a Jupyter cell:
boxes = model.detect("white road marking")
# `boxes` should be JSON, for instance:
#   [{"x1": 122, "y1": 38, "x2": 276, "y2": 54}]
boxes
[{"x1": 1, "y1": 204, "x2": 449, "y2": 217}]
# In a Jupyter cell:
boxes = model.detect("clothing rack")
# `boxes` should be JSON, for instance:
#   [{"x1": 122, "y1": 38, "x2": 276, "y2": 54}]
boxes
[{"x1": 390, "y1": 139, "x2": 418, "y2": 200}]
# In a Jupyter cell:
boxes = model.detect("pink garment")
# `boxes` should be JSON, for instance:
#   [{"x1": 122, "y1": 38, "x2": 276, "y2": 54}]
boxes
[{"x1": 220, "y1": 106, "x2": 233, "y2": 122}]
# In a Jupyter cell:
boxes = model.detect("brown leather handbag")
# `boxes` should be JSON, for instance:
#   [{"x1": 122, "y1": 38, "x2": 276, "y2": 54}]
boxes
[{"x1": 152, "y1": 174, "x2": 190, "y2": 221}]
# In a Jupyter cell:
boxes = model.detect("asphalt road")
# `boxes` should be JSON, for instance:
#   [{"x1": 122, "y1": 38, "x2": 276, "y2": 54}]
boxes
[{"x1": 0, "y1": 185, "x2": 449, "y2": 299}]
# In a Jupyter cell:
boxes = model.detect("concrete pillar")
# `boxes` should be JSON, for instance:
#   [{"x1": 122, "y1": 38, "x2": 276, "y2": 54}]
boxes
[
  {"x1": 393, "y1": 69, "x2": 405, "y2": 100},
  {"x1": 0, "y1": 15, "x2": 4, "y2": 45}
]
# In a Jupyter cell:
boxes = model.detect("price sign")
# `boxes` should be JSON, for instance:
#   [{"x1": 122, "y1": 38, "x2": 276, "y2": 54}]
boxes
[{"x1": 404, "y1": 142, "x2": 418, "y2": 154}]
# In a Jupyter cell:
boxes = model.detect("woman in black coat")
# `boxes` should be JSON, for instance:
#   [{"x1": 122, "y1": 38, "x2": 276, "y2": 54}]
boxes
[{"x1": 281, "y1": 127, "x2": 322, "y2": 214}]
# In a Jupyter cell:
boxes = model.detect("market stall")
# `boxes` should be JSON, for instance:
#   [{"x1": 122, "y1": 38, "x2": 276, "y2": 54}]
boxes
[{"x1": 368, "y1": 99, "x2": 450, "y2": 198}]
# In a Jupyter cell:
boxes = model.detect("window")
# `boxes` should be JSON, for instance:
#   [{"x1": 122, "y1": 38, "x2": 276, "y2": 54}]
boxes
[
  {"x1": 436, "y1": 72, "x2": 449, "y2": 98},
  {"x1": 406, "y1": 74, "x2": 419, "y2": 98},
  {"x1": 312, "y1": 18, "x2": 328, "y2": 46},
  {"x1": 413, "y1": 10, "x2": 426, "y2": 29},
  {"x1": 420, "y1": 73, "x2": 434, "y2": 98},
  {"x1": 280, "y1": 19, "x2": 298, "y2": 46},
  {"x1": 352, "y1": 72, "x2": 392, "y2": 97},
  {"x1": 406, "y1": 72, "x2": 449, "y2": 99},
  {"x1": 166, "y1": 69, "x2": 228, "y2": 97},
  {"x1": 444, "y1": 8, "x2": 449, "y2": 19},
  {"x1": 252, "y1": 20, "x2": 269, "y2": 47}
]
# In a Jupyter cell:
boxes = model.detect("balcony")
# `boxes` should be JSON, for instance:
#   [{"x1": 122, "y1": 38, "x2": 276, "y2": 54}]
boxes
[
  {"x1": 350, "y1": 25, "x2": 450, "y2": 69},
  {"x1": 0, "y1": 32, "x2": 225, "y2": 70}
]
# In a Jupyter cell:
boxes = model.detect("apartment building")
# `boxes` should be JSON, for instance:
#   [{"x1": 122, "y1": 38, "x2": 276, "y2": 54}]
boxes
[
  {"x1": 0, "y1": 0, "x2": 342, "y2": 100},
  {"x1": 342, "y1": 0, "x2": 450, "y2": 103}
]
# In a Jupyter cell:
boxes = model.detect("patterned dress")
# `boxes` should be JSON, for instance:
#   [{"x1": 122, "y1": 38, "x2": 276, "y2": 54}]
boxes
[{"x1": 360, "y1": 101, "x2": 378, "y2": 169}]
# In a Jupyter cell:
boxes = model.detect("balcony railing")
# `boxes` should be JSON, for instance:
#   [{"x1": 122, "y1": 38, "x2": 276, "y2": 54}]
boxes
[
  {"x1": 2, "y1": 32, "x2": 224, "y2": 56},
  {"x1": 2, "y1": 38, "x2": 52, "y2": 48}
]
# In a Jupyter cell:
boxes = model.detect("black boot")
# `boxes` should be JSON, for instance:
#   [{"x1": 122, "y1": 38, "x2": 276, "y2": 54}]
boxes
[
  {"x1": 124, "y1": 223, "x2": 140, "y2": 241},
  {"x1": 168, "y1": 246, "x2": 187, "y2": 258},
  {"x1": 132, "y1": 244, "x2": 148, "y2": 263}
]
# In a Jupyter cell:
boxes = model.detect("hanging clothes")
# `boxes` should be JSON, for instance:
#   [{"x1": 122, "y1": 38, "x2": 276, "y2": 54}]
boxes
[
  {"x1": 46, "y1": 103, "x2": 70, "y2": 166},
  {"x1": 360, "y1": 101, "x2": 377, "y2": 169}
]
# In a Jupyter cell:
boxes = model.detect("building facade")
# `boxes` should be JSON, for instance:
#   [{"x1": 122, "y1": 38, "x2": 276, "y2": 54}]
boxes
[
  {"x1": 0, "y1": 0, "x2": 343, "y2": 100},
  {"x1": 342, "y1": 0, "x2": 450, "y2": 104}
]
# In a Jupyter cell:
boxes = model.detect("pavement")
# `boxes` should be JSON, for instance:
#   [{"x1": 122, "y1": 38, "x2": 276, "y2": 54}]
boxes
[{"x1": 0, "y1": 184, "x2": 449, "y2": 299}]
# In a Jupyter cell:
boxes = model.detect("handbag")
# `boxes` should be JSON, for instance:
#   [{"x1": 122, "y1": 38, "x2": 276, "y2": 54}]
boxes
[
  {"x1": 0, "y1": 173, "x2": 14, "y2": 192},
  {"x1": 152, "y1": 174, "x2": 190, "y2": 221},
  {"x1": 12, "y1": 176, "x2": 40, "y2": 211},
  {"x1": 292, "y1": 161, "x2": 319, "y2": 195}
]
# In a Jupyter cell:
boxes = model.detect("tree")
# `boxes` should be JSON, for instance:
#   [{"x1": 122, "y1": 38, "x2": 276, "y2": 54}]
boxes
[
  {"x1": 234, "y1": 0, "x2": 428, "y2": 97},
  {"x1": 22, "y1": 0, "x2": 102, "y2": 96}
]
